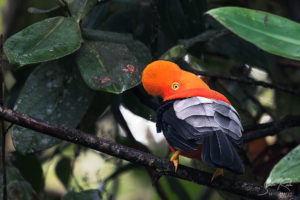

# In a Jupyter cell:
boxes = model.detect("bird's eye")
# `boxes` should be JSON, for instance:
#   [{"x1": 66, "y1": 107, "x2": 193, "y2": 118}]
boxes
[{"x1": 171, "y1": 82, "x2": 180, "y2": 90}]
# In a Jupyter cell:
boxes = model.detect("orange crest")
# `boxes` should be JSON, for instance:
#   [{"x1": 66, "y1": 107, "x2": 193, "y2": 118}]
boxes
[{"x1": 142, "y1": 60, "x2": 209, "y2": 100}]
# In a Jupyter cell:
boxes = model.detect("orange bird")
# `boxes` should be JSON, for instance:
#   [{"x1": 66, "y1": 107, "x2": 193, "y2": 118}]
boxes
[{"x1": 142, "y1": 60, "x2": 244, "y2": 181}]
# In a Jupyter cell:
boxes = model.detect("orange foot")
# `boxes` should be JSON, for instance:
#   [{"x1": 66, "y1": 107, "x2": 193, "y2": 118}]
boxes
[
  {"x1": 170, "y1": 150, "x2": 181, "y2": 173},
  {"x1": 211, "y1": 168, "x2": 224, "y2": 182}
]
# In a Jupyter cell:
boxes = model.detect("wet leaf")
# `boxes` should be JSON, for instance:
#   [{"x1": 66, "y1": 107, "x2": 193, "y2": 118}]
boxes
[
  {"x1": 82, "y1": 29, "x2": 151, "y2": 67},
  {"x1": 63, "y1": 189, "x2": 101, "y2": 200},
  {"x1": 12, "y1": 61, "x2": 94, "y2": 154},
  {"x1": 4, "y1": 17, "x2": 82, "y2": 66},
  {"x1": 76, "y1": 41, "x2": 142, "y2": 94},
  {"x1": 207, "y1": 7, "x2": 300, "y2": 61},
  {"x1": 265, "y1": 144, "x2": 300, "y2": 187}
]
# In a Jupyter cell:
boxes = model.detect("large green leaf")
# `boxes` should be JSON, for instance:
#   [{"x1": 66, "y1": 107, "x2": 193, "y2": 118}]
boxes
[
  {"x1": 12, "y1": 61, "x2": 94, "y2": 154},
  {"x1": 265, "y1": 144, "x2": 300, "y2": 188},
  {"x1": 76, "y1": 41, "x2": 143, "y2": 93},
  {"x1": 206, "y1": 7, "x2": 300, "y2": 61},
  {"x1": 78, "y1": 29, "x2": 151, "y2": 93},
  {"x1": 4, "y1": 17, "x2": 82, "y2": 66},
  {"x1": 82, "y1": 29, "x2": 151, "y2": 66},
  {"x1": 63, "y1": 190, "x2": 101, "y2": 200},
  {"x1": 67, "y1": 0, "x2": 98, "y2": 22}
]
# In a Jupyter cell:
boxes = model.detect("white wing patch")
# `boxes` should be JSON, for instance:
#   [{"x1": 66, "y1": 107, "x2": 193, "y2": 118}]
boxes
[{"x1": 173, "y1": 97, "x2": 243, "y2": 141}]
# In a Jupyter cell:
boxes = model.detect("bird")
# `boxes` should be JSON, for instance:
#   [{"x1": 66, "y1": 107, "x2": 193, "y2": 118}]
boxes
[{"x1": 142, "y1": 60, "x2": 244, "y2": 181}]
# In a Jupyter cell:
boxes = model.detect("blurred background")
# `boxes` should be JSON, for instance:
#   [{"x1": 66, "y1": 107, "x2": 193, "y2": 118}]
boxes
[{"x1": 1, "y1": 0, "x2": 300, "y2": 199}]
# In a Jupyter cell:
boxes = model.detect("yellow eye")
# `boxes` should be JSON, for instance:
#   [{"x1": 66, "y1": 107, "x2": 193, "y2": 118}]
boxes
[{"x1": 171, "y1": 82, "x2": 180, "y2": 90}]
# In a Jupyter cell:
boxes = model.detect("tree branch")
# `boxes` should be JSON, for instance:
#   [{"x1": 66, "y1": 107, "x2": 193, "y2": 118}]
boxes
[
  {"x1": 0, "y1": 107, "x2": 298, "y2": 200},
  {"x1": 243, "y1": 115, "x2": 300, "y2": 143},
  {"x1": 0, "y1": 34, "x2": 7, "y2": 200}
]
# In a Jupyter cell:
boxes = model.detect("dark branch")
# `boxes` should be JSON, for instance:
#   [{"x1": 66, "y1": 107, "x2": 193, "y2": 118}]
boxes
[
  {"x1": 0, "y1": 106, "x2": 297, "y2": 200},
  {"x1": 178, "y1": 29, "x2": 229, "y2": 49},
  {"x1": 243, "y1": 115, "x2": 300, "y2": 143},
  {"x1": 0, "y1": 34, "x2": 7, "y2": 200}
]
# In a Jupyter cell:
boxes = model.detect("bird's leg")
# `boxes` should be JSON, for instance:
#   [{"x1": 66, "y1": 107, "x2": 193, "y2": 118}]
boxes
[
  {"x1": 170, "y1": 150, "x2": 181, "y2": 172},
  {"x1": 211, "y1": 168, "x2": 224, "y2": 182}
]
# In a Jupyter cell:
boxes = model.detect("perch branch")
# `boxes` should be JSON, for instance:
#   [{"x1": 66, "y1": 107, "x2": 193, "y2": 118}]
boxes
[{"x1": 0, "y1": 106, "x2": 298, "y2": 200}]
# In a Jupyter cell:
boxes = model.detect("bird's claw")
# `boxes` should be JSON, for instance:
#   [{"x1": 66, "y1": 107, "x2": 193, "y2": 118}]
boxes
[
  {"x1": 170, "y1": 150, "x2": 180, "y2": 173},
  {"x1": 171, "y1": 159, "x2": 179, "y2": 172},
  {"x1": 211, "y1": 168, "x2": 224, "y2": 182}
]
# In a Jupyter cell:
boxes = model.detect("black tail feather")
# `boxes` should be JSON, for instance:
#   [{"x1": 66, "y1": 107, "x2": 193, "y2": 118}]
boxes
[{"x1": 202, "y1": 131, "x2": 245, "y2": 174}]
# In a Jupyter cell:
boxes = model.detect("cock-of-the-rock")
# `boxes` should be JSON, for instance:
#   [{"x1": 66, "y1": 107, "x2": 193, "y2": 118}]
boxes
[{"x1": 142, "y1": 60, "x2": 245, "y2": 181}]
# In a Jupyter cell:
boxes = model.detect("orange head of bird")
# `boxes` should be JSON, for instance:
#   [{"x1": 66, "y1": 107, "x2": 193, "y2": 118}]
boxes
[{"x1": 142, "y1": 60, "x2": 209, "y2": 101}]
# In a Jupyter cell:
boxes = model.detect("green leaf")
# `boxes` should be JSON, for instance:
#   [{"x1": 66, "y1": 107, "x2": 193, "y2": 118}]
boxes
[
  {"x1": 1, "y1": 166, "x2": 37, "y2": 200},
  {"x1": 76, "y1": 41, "x2": 143, "y2": 94},
  {"x1": 4, "y1": 17, "x2": 82, "y2": 66},
  {"x1": 12, "y1": 61, "x2": 94, "y2": 154},
  {"x1": 159, "y1": 45, "x2": 187, "y2": 61},
  {"x1": 67, "y1": 0, "x2": 98, "y2": 22},
  {"x1": 82, "y1": 29, "x2": 151, "y2": 66},
  {"x1": 12, "y1": 153, "x2": 44, "y2": 193},
  {"x1": 265, "y1": 144, "x2": 300, "y2": 187},
  {"x1": 165, "y1": 177, "x2": 191, "y2": 200},
  {"x1": 63, "y1": 190, "x2": 101, "y2": 200},
  {"x1": 120, "y1": 90, "x2": 157, "y2": 122},
  {"x1": 55, "y1": 156, "x2": 71, "y2": 188},
  {"x1": 206, "y1": 7, "x2": 300, "y2": 61},
  {"x1": 79, "y1": 92, "x2": 112, "y2": 133}
]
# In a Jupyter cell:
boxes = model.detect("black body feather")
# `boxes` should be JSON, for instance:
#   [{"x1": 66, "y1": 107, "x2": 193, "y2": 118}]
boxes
[{"x1": 156, "y1": 97, "x2": 244, "y2": 174}]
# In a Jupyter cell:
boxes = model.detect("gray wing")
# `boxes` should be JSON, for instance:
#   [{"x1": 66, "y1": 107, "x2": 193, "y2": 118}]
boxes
[{"x1": 173, "y1": 97, "x2": 243, "y2": 147}]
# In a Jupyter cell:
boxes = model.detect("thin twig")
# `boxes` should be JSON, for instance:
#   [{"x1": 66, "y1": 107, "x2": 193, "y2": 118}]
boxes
[
  {"x1": 243, "y1": 115, "x2": 300, "y2": 143},
  {"x1": 242, "y1": 88, "x2": 277, "y2": 121},
  {"x1": 178, "y1": 29, "x2": 228, "y2": 49},
  {"x1": 0, "y1": 107, "x2": 297, "y2": 200},
  {"x1": 186, "y1": 67, "x2": 300, "y2": 96},
  {"x1": 0, "y1": 35, "x2": 7, "y2": 200}
]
